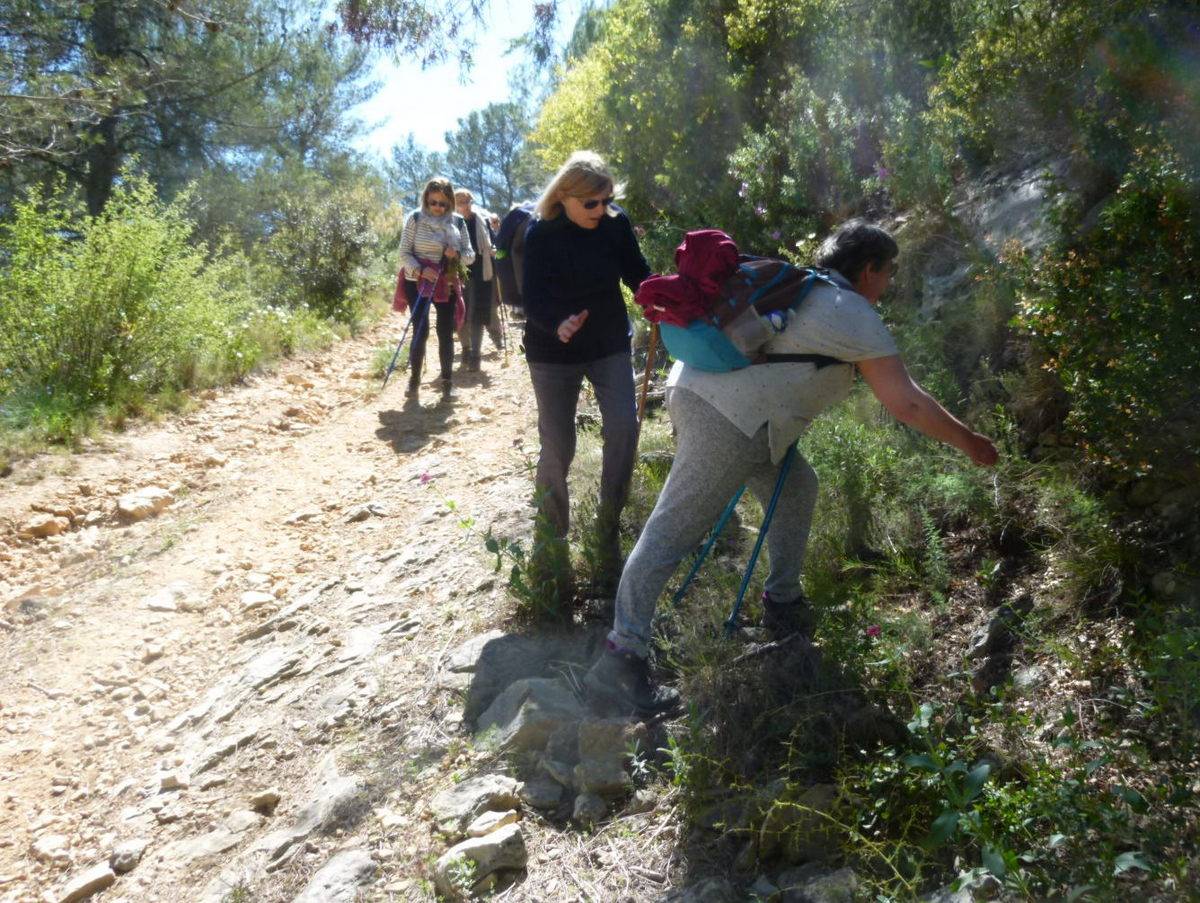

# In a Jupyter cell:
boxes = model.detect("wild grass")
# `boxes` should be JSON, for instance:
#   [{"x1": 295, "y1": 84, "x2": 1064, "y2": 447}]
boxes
[{"x1": 0, "y1": 173, "x2": 383, "y2": 457}]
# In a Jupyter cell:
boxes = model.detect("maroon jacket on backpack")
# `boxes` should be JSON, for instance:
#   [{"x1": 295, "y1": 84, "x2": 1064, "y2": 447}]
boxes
[{"x1": 635, "y1": 229, "x2": 739, "y2": 327}]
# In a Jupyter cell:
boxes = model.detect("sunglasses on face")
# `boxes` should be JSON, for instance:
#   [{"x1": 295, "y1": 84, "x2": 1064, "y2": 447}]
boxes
[
  {"x1": 581, "y1": 196, "x2": 615, "y2": 211},
  {"x1": 427, "y1": 199, "x2": 450, "y2": 209}
]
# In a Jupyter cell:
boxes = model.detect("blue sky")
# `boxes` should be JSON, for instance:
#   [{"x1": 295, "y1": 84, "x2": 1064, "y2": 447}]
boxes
[{"x1": 350, "y1": 1, "x2": 581, "y2": 160}]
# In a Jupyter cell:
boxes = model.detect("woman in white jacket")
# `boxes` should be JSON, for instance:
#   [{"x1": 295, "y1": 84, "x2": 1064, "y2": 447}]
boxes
[
  {"x1": 454, "y1": 189, "x2": 497, "y2": 373},
  {"x1": 397, "y1": 177, "x2": 475, "y2": 398}
]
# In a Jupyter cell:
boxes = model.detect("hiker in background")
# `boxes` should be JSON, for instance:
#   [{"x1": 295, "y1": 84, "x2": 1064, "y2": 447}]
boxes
[
  {"x1": 478, "y1": 208, "x2": 507, "y2": 355},
  {"x1": 495, "y1": 201, "x2": 535, "y2": 319},
  {"x1": 454, "y1": 189, "x2": 496, "y2": 374},
  {"x1": 397, "y1": 178, "x2": 474, "y2": 399},
  {"x1": 486, "y1": 211, "x2": 507, "y2": 344},
  {"x1": 584, "y1": 220, "x2": 999, "y2": 716},
  {"x1": 522, "y1": 152, "x2": 651, "y2": 596}
]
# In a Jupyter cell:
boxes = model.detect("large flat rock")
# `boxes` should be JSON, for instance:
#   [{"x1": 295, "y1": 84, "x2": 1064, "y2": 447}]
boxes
[
  {"x1": 292, "y1": 849, "x2": 376, "y2": 902},
  {"x1": 475, "y1": 677, "x2": 584, "y2": 752}
]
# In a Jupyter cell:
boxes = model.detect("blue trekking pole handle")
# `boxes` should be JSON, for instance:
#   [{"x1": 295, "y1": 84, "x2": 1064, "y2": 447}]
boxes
[
  {"x1": 724, "y1": 443, "x2": 796, "y2": 637},
  {"x1": 671, "y1": 485, "x2": 746, "y2": 608}
]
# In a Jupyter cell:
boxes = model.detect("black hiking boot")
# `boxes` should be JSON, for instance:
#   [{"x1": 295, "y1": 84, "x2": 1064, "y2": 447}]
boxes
[
  {"x1": 584, "y1": 645, "x2": 681, "y2": 718},
  {"x1": 405, "y1": 376, "x2": 419, "y2": 398},
  {"x1": 440, "y1": 377, "x2": 454, "y2": 400},
  {"x1": 759, "y1": 591, "x2": 816, "y2": 640}
]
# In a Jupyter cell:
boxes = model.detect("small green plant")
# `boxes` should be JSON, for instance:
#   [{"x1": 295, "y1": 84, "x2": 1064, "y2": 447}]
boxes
[
  {"x1": 370, "y1": 342, "x2": 406, "y2": 379},
  {"x1": 221, "y1": 881, "x2": 254, "y2": 903},
  {"x1": 443, "y1": 853, "x2": 478, "y2": 896},
  {"x1": 920, "y1": 510, "x2": 950, "y2": 606},
  {"x1": 901, "y1": 703, "x2": 996, "y2": 856},
  {"x1": 489, "y1": 512, "x2": 574, "y2": 622}
]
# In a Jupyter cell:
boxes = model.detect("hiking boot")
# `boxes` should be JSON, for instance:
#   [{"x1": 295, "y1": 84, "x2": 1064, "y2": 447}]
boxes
[
  {"x1": 404, "y1": 376, "x2": 419, "y2": 398},
  {"x1": 760, "y1": 591, "x2": 816, "y2": 640},
  {"x1": 584, "y1": 645, "x2": 681, "y2": 717},
  {"x1": 440, "y1": 377, "x2": 454, "y2": 399}
]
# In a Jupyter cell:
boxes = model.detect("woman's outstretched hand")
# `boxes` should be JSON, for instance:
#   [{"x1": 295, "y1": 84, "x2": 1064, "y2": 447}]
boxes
[
  {"x1": 557, "y1": 310, "x2": 589, "y2": 343},
  {"x1": 964, "y1": 432, "x2": 1000, "y2": 467}
]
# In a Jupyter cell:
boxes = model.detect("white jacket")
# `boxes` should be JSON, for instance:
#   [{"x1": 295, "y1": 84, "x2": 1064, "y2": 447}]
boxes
[{"x1": 464, "y1": 210, "x2": 495, "y2": 282}]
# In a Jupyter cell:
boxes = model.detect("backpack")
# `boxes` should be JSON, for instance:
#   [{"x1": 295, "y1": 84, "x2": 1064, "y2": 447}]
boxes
[
  {"x1": 636, "y1": 230, "x2": 844, "y2": 372},
  {"x1": 495, "y1": 202, "x2": 535, "y2": 307}
]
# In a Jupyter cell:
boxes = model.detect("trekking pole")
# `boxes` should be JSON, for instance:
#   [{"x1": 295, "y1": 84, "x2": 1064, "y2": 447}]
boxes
[
  {"x1": 381, "y1": 265, "x2": 441, "y2": 389},
  {"x1": 496, "y1": 280, "x2": 510, "y2": 366},
  {"x1": 381, "y1": 305, "x2": 417, "y2": 389},
  {"x1": 724, "y1": 443, "x2": 797, "y2": 637},
  {"x1": 637, "y1": 323, "x2": 660, "y2": 427},
  {"x1": 670, "y1": 484, "x2": 746, "y2": 608}
]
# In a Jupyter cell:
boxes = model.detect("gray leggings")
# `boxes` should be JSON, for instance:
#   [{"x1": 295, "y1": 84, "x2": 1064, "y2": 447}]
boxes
[{"x1": 610, "y1": 387, "x2": 818, "y2": 657}]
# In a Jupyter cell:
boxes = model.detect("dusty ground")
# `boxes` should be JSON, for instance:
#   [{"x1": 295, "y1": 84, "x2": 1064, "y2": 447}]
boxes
[{"x1": 0, "y1": 321, "x2": 689, "y2": 902}]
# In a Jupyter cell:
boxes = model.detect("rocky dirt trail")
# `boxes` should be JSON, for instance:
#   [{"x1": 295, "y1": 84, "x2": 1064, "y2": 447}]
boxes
[{"x1": 0, "y1": 320, "x2": 650, "y2": 902}]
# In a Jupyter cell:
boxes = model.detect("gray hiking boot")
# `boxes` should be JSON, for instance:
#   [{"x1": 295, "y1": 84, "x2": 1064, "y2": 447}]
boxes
[
  {"x1": 584, "y1": 645, "x2": 680, "y2": 717},
  {"x1": 760, "y1": 591, "x2": 816, "y2": 640}
]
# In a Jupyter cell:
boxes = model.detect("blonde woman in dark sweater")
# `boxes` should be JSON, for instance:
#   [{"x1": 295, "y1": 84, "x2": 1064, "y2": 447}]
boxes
[{"x1": 522, "y1": 151, "x2": 651, "y2": 596}]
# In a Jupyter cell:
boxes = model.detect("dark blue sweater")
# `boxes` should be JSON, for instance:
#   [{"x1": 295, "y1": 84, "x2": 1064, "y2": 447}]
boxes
[{"x1": 521, "y1": 208, "x2": 651, "y2": 364}]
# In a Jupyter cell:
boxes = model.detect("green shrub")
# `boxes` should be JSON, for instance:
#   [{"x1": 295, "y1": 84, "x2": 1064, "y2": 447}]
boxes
[
  {"x1": 0, "y1": 176, "x2": 255, "y2": 425},
  {"x1": 0, "y1": 174, "x2": 345, "y2": 444},
  {"x1": 265, "y1": 183, "x2": 378, "y2": 323},
  {"x1": 1014, "y1": 141, "x2": 1200, "y2": 477}
]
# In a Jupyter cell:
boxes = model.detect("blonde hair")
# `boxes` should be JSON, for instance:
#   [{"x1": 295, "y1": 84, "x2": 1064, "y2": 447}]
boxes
[
  {"x1": 454, "y1": 188, "x2": 473, "y2": 202},
  {"x1": 421, "y1": 177, "x2": 455, "y2": 213},
  {"x1": 536, "y1": 150, "x2": 617, "y2": 220}
]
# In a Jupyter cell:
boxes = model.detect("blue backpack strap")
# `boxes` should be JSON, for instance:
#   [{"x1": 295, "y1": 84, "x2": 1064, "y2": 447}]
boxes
[{"x1": 746, "y1": 263, "x2": 796, "y2": 308}]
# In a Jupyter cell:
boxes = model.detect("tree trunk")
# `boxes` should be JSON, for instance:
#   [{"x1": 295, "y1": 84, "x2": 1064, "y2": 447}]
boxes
[{"x1": 84, "y1": 0, "x2": 122, "y2": 216}]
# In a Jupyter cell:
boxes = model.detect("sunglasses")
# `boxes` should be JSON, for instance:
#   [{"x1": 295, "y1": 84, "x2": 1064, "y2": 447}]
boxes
[
  {"x1": 427, "y1": 199, "x2": 450, "y2": 209},
  {"x1": 581, "y1": 196, "x2": 615, "y2": 210}
]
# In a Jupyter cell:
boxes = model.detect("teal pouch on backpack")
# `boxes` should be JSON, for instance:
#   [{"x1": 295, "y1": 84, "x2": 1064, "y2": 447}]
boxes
[{"x1": 659, "y1": 321, "x2": 753, "y2": 372}]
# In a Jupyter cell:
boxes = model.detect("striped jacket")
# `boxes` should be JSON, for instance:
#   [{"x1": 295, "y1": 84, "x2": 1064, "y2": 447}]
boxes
[{"x1": 398, "y1": 210, "x2": 475, "y2": 279}]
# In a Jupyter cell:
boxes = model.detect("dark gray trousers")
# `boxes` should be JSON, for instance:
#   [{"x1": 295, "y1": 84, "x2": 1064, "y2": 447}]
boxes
[
  {"x1": 527, "y1": 352, "x2": 639, "y2": 542},
  {"x1": 460, "y1": 276, "x2": 497, "y2": 367}
]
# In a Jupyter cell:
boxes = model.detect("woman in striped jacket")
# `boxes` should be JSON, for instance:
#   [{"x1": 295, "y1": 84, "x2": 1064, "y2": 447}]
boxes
[{"x1": 397, "y1": 177, "x2": 476, "y2": 399}]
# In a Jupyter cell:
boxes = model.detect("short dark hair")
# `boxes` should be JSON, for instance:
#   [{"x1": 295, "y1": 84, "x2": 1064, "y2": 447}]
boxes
[{"x1": 814, "y1": 219, "x2": 898, "y2": 283}]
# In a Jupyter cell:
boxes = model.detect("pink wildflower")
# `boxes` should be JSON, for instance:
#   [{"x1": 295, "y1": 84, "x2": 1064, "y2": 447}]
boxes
[{"x1": 865, "y1": 624, "x2": 882, "y2": 638}]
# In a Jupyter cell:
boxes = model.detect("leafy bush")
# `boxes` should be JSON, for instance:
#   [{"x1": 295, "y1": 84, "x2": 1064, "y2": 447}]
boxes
[
  {"x1": 0, "y1": 174, "x2": 340, "y2": 442},
  {"x1": 265, "y1": 183, "x2": 379, "y2": 323},
  {"x1": 1014, "y1": 141, "x2": 1200, "y2": 477},
  {"x1": 0, "y1": 177, "x2": 254, "y2": 423}
]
